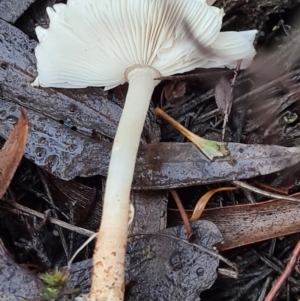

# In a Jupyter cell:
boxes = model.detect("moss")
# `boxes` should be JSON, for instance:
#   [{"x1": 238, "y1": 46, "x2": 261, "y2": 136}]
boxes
[{"x1": 40, "y1": 270, "x2": 69, "y2": 300}]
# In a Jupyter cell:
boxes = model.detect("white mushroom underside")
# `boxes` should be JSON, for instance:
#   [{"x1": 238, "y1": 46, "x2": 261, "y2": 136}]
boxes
[{"x1": 34, "y1": 0, "x2": 257, "y2": 89}]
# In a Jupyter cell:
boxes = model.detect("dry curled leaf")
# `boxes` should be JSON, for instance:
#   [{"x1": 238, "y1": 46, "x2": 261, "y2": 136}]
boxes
[
  {"x1": 0, "y1": 109, "x2": 28, "y2": 198},
  {"x1": 190, "y1": 187, "x2": 237, "y2": 222}
]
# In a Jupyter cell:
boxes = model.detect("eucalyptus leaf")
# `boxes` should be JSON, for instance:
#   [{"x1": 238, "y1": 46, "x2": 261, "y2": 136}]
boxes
[{"x1": 0, "y1": 0, "x2": 35, "y2": 23}]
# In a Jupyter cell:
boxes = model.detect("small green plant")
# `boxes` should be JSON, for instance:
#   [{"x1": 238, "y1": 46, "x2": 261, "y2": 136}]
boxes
[
  {"x1": 40, "y1": 269, "x2": 68, "y2": 300},
  {"x1": 145, "y1": 245, "x2": 154, "y2": 259}
]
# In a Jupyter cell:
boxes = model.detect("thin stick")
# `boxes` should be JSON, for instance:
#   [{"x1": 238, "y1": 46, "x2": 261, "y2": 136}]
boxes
[
  {"x1": 0, "y1": 198, "x2": 95, "y2": 237},
  {"x1": 232, "y1": 269, "x2": 273, "y2": 301},
  {"x1": 170, "y1": 190, "x2": 193, "y2": 240},
  {"x1": 218, "y1": 268, "x2": 238, "y2": 279},
  {"x1": 232, "y1": 181, "x2": 300, "y2": 202},
  {"x1": 156, "y1": 107, "x2": 194, "y2": 138},
  {"x1": 265, "y1": 240, "x2": 300, "y2": 301},
  {"x1": 221, "y1": 60, "x2": 241, "y2": 141},
  {"x1": 258, "y1": 277, "x2": 272, "y2": 301},
  {"x1": 199, "y1": 108, "x2": 220, "y2": 121},
  {"x1": 255, "y1": 182, "x2": 289, "y2": 196}
]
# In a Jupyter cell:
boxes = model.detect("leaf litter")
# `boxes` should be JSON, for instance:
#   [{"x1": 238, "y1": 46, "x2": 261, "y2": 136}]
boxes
[{"x1": 1, "y1": 1, "x2": 300, "y2": 301}]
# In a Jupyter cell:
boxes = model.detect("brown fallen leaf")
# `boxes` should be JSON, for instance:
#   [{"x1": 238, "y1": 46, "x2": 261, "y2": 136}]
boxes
[
  {"x1": 169, "y1": 192, "x2": 300, "y2": 251},
  {"x1": 0, "y1": 109, "x2": 28, "y2": 198},
  {"x1": 214, "y1": 76, "x2": 232, "y2": 117}
]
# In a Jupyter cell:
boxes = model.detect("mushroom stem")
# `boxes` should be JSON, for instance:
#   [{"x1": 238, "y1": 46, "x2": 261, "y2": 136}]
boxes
[{"x1": 90, "y1": 66, "x2": 160, "y2": 301}]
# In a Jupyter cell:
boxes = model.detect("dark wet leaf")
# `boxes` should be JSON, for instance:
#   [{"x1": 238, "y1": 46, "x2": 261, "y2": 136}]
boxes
[
  {"x1": 1, "y1": 105, "x2": 300, "y2": 191},
  {"x1": 68, "y1": 220, "x2": 223, "y2": 300},
  {"x1": 125, "y1": 220, "x2": 222, "y2": 301},
  {"x1": 0, "y1": 239, "x2": 40, "y2": 300},
  {"x1": 132, "y1": 142, "x2": 300, "y2": 190},
  {"x1": 0, "y1": 101, "x2": 112, "y2": 181},
  {"x1": 0, "y1": 0, "x2": 35, "y2": 23},
  {"x1": 0, "y1": 109, "x2": 28, "y2": 198},
  {"x1": 128, "y1": 190, "x2": 168, "y2": 235}
]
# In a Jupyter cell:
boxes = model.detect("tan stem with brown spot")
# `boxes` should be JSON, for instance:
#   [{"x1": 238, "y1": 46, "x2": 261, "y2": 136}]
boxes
[{"x1": 90, "y1": 66, "x2": 160, "y2": 301}]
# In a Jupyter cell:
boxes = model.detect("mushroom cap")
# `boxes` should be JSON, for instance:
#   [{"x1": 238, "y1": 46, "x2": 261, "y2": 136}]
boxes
[
  {"x1": 34, "y1": 0, "x2": 256, "y2": 89},
  {"x1": 201, "y1": 30, "x2": 258, "y2": 69}
]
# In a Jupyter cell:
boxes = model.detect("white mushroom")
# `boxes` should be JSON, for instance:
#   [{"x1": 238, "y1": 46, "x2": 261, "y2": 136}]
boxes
[{"x1": 33, "y1": 0, "x2": 257, "y2": 300}]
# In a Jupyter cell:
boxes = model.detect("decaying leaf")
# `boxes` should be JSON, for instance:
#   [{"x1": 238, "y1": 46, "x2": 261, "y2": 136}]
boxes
[
  {"x1": 125, "y1": 221, "x2": 222, "y2": 301},
  {"x1": 0, "y1": 109, "x2": 28, "y2": 198},
  {"x1": 214, "y1": 77, "x2": 232, "y2": 117}
]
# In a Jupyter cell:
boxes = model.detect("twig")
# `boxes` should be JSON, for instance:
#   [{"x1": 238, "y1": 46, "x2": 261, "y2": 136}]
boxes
[
  {"x1": 0, "y1": 198, "x2": 95, "y2": 237},
  {"x1": 258, "y1": 277, "x2": 272, "y2": 301},
  {"x1": 258, "y1": 240, "x2": 276, "y2": 301},
  {"x1": 232, "y1": 181, "x2": 300, "y2": 202},
  {"x1": 2, "y1": 198, "x2": 236, "y2": 270},
  {"x1": 286, "y1": 282, "x2": 291, "y2": 301},
  {"x1": 170, "y1": 190, "x2": 193, "y2": 240},
  {"x1": 251, "y1": 248, "x2": 300, "y2": 287},
  {"x1": 218, "y1": 268, "x2": 238, "y2": 279},
  {"x1": 265, "y1": 240, "x2": 300, "y2": 301},
  {"x1": 221, "y1": 60, "x2": 241, "y2": 141},
  {"x1": 255, "y1": 182, "x2": 290, "y2": 196},
  {"x1": 232, "y1": 269, "x2": 273, "y2": 301},
  {"x1": 231, "y1": 60, "x2": 242, "y2": 87},
  {"x1": 198, "y1": 108, "x2": 220, "y2": 121}
]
